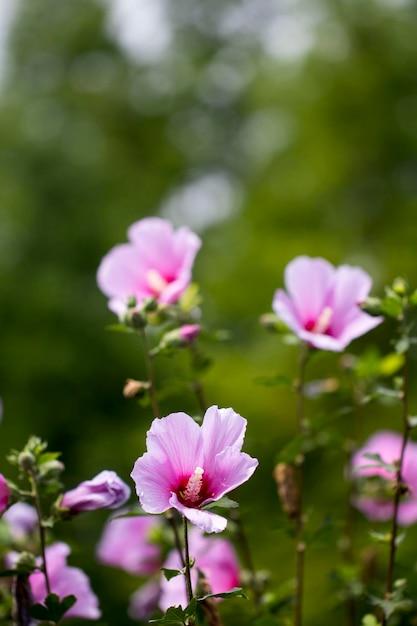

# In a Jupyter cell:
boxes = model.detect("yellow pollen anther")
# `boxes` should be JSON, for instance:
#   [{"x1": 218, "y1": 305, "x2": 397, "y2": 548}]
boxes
[
  {"x1": 183, "y1": 467, "x2": 204, "y2": 504},
  {"x1": 147, "y1": 269, "x2": 168, "y2": 296},
  {"x1": 312, "y1": 306, "x2": 333, "y2": 334}
]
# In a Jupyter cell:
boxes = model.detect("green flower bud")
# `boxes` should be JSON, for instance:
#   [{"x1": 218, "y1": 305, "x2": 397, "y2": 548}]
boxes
[{"x1": 17, "y1": 452, "x2": 36, "y2": 471}]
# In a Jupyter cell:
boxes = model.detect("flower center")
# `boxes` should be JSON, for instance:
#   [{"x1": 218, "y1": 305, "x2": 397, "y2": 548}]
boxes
[
  {"x1": 305, "y1": 306, "x2": 333, "y2": 335},
  {"x1": 146, "y1": 269, "x2": 169, "y2": 296},
  {"x1": 183, "y1": 466, "x2": 205, "y2": 504}
]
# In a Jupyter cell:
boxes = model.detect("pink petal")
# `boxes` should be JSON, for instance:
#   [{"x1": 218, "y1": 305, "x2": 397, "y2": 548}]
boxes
[
  {"x1": 208, "y1": 448, "x2": 259, "y2": 501},
  {"x1": 201, "y1": 406, "x2": 247, "y2": 461},
  {"x1": 131, "y1": 453, "x2": 175, "y2": 514},
  {"x1": 146, "y1": 413, "x2": 203, "y2": 477},
  {"x1": 97, "y1": 244, "x2": 149, "y2": 300},
  {"x1": 284, "y1": 256, "x2": 334, "y2": 325},
  {"x1": 169, "y1": 493, "x2": 227, "y2": 533}
]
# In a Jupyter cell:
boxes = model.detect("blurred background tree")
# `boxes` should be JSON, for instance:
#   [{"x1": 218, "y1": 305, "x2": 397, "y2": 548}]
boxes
[{"x1": 1, "y1": 0, "x2": 417, "y2": 624}]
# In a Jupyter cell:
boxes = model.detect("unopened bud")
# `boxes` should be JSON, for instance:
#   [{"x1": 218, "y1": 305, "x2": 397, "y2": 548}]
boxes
[
  {"x1": 141, "y1": 297, "x2": 158, "y2": 313},
  {"x1": 126, "y1": 296, "x2": 137, "y2": 309},
  {"x1": 273, "y1": 463, "x2": 300, "y2": 519},
  {"x1": 259, "y1": 313, "x2": 285, "y2": 333},
  {"x1": 360, "y1": 297, "x2": 383, "y2": 316},
  {"x1": 14, "y1": 551, "x2": 37, "y2": 575},
  {"x1": 123, "y1": 379, "x2": 151, "y2": 398},
  {"x1": 124, "y1": 309, "x2": 147, "y2": 330},
  {"x1": 17, "y1": 452, "x2": 36, "y2": 472},
  {"x1": 392, "y1": 277, "x2": 408, "y2": 296}
]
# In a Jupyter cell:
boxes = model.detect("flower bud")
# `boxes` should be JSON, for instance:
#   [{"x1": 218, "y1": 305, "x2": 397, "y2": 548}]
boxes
[
  {"x1": 14, "y1": 551, "x2": 37, "y2": 575},
  {"x1": 273, "y1": 463, "x2": 299, "y2": 519},
  {"x1": 392, "y1": 277, "x2": 408, "y2": 296},
  {"x1": 123, "y1": 379, "x2": 150, "y2": 398},
  {"x1": 17, "y1": 452, "x2": 36, "y2": 472},
  {"x1": 60, "y1": 470, "x2": 130, "y2": 514},
  {"x1": 124, "y1": 309, "x2": 147, "y2": 330}
]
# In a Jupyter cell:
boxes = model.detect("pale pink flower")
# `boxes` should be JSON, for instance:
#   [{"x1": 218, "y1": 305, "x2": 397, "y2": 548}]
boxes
[
  {"x1": 129, "y1": 580, "x2": 161, "y2": 621},
  {"x1": 0, "y1": 474, "x2": 10, "y2": 515},
  {"x1": 131, "y1": 406, "x2": 258, "y2": 533},
  {"x1": 61, "y1": 470, "x2": 130, "y2": 514},
  {"x1": 159, "y1": 527, "x2": 240, "y2": 612},
  {"x1": 349, "y1": 430, "x2": 417, "y2": 526},
  {"x1": 3, "y1": 502, "x2": 38, "y2": 540},
  {"x1": 272, "y1": 256, "x2": 383, "y2": 351},
  {"x1": 97, "y1": 217, "x2": 201, "y2": 316},
  {"x1": 96, "y1": 512, "x2": 161, "y2": 575},
  {"x1": 28, "y1": 542, "x2": 100, "y2": 620}
]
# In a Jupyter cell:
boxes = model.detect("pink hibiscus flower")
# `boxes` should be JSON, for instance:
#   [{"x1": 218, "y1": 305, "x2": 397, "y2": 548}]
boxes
[
  {"x1": 272, "y1": 256, "x2": 383, "y2": 351},
  {"x1": 97, "y1": 217, "x2": 201, "y2": 316},
  {"x1": 349, "y1": 430, "x2": 417, "y2": 526},
  {"x1": 131, "y1": 406, "x2": 258, "y2": 533}
]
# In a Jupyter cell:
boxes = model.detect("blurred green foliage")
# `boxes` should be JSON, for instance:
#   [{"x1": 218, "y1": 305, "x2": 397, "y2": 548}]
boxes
[{"x1": 1, "y1": 0, "x2": 417, "y2": 624}]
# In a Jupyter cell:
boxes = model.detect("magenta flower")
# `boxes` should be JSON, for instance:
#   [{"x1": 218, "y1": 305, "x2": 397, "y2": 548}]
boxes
[
  {"x1": 131, "y1": 406, "x2": 258, "y2": 533},
  {"x1": 159, "y1": 527, "x2": 240, "y2": 612},
  {"x1": 179, "y1": 324, "x2": 201, "y2": 343},
  {"x1": 272, "y1": 256, "x2": 383, "y2": 351},
  {"x1": 97, "y1": 217, "x2": 202, "y2": 316},
  {"x1": 96, "y1": 512, "x2": 161, "y2": 575},
  {"x1": 29, "y1": 542, "x2": 100, "y2": 620},
  {"x1": 0, "y1": 473, "x2": 10, "y2": 515},
  {"x1": 349, "y1": 430, "x2": 417, "y2": 526},
  {"x1": 61, "y1": 470, "x2": 130, "y2": 514}
]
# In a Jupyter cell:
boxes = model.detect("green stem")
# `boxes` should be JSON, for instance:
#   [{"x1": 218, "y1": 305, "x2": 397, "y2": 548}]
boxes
[
  {"x1": 139, "y1": 327, "x2": 160, "y2": 418},
  {"x1": 383, "y1": 350, "x2": 410, "y2": 624},
  {"x1": 183, "y1": 516, "x2": 193, "y2": 605},
  {"x1": 293, "y1": 344, "x2": 309, "y2": 626},
  {"x1": 29, "y1": 470, "x2": 51, "y2": 596}
]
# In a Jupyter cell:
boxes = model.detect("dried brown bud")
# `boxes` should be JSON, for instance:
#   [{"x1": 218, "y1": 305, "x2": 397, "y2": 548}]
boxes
[
  {"x1": 273, "y1": 462, "x2": 300, "y2": 519},
  {"x1": 123, "y1": 379, "x2": 150, "y2": 398}
]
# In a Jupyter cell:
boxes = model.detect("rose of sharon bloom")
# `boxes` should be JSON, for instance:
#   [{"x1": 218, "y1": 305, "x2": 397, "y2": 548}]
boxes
[
  {"x1": 97, "y1": 217, "x2": 202, "y2": 316},
  {"x1": 0, "y1": 474, "x2": 10, "y2": 515},
  {"x1": 131, "y1": 406, "x2": 258, "y2": 533},
  {"x1": 3, "y1": 502, "x2": 38, "y2": 540},
  {"x1": 96, "y1": 512, "x2": 161, "y2": 575},
  {"x1": 30, "y1": 542, "x2": 100, "y2": 620},
  {"x1": 350, "y1": 430, "x2": 417, "y2": 526},
  {"x1": 61, "y1": 470, "x2": 130, "y2": 514},
  {"x1": 272, "y1": 256, "x2": 383, "y2": 352}
]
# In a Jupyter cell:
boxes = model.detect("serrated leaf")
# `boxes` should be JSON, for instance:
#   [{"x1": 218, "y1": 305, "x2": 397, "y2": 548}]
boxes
[
  {"x1": 198, "y1": 587, "x2": 247, "y2": 601},
  {"x1": 204, "y1": 496, "x2": 239, "y2": 510},
  {"x1": 161, "y1": 567, "x2": 185, "y2": 581},
  {"x1": 150, "y1": 599, "x2": 197, "y2": 625}
]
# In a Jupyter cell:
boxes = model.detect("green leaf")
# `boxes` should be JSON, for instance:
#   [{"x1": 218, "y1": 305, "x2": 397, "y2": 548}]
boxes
[
  {"x1": 105, "y1": 323, "x2": 131, "y2": 333},
  {"x1": 204, "y1": 496, "x2": 239, "y2": 510},
  {"x1": 150, "y1": 599, "x2": 197, "y2": 625},
  {"x1": 161, "y1": 567, "x2": 185, "y2": 581},
  {"x1": 29, "y1": 593, "x2": 77, "y2": 622},
  {"x1": 360, "y1": 453, "x2": 397, "y2": 473},
  {"x1": 198, "y1": 587, "x2": 247, "y2": 601},
  {"x1": 374, "y1": 386, "x2": 401, "y2": 400}
]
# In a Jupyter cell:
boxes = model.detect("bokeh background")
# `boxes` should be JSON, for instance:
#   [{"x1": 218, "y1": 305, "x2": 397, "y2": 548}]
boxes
[{"x1": 1, "y1": 0, "x2": 417, "y2": 624}]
